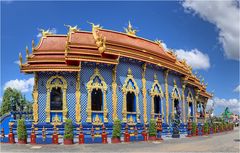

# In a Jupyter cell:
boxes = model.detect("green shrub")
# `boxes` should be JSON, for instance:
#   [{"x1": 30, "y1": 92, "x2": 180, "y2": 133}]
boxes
[
  {"x1": 64, "y1": 119, "x2": 74, "y2": 139},
  {"x1": 192, "y1": 122, "x2": 197, "y2": 134},
  {"x1": 148, "y1": 119, "x2": 157, "y2": 136},
  {"x1": 17, "y1": 119, "x2": 27, "y2": 140},
  {"x1": 204, "y1": 122, "x2": 209, "y2": 133},
  {"x1": 112, "y1": 119, "x2": 121, "y2": 138}
]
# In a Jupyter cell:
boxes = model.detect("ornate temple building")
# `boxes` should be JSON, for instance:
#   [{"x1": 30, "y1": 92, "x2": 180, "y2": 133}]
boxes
[{"x1": 18, "y1": 22, "x2": 212, "y2": 137}]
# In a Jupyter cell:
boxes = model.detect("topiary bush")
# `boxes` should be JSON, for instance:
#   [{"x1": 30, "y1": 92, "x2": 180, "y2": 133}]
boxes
[
  {"x1": 148, "y1": 119, "x2": 157, "y2": 136},
  {"x1": 64, "y1": 119, "x2": 74, "y2": 139},
  {"x1": 204, "y1": 122, "x2": 209, "y2": 134},
  {"x1": 192, "y1": 122, "x2": 197, "y2": 135},
  {"x1": 17, "y1": 119, "x2": 27, "y2": 140},
  {"x1": 112, "y1": 119, "x2": 121, "y2": 139}
]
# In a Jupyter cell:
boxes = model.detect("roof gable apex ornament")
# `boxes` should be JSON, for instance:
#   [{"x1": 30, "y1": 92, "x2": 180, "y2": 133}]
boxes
[
  {"x1": 124, "y1": 21, "x2": 138, "y2": 37},
  {"x1": 88, "y1": 22, "x2": 106, "y2": 54},
  {"x1": 26, "y1": 46, "x2": 29, "y2": 59},
  {"x1": 64, "y1": 24, "x2": 80, "y2": 33},
  {"x1": 19, "y1": 52, "x2": 23, "y2": 68}
]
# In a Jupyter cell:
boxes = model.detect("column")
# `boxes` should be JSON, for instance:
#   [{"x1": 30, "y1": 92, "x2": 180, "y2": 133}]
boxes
[
  {"x1": 75, "y1": 65, "x2": 81, "y2": 124},
  {"x1": 112, "y1": 65, "x2": 118, "y2": 120},
  {"x1": 32, "y1": 72, "x2": 39, "y2": 124},
  {"x1": 164, "y1": 70, "x2": 169, "y2": 124},
  {"x1": 142, "y1": 63, "x2": 147, "y2": 123}
]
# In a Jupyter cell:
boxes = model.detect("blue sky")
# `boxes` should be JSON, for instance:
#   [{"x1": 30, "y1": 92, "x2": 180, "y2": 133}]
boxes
[{"x1": 1, "y1": 1, "x2": 239, "y2": 115}]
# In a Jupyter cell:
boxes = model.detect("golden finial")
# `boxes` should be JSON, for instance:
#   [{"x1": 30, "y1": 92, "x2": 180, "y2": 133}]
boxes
[
  {"x1": 127, "y1": 68, "x2": 132, "y2": 75},
  {"x1": 154, "y1": 73, "x2": 157, "y2": 80},
  {"x1": 38, "y1": 28, "x2": 52, "y2": 37},
  {"x1": 64, "y1": 24, "x2": 80, "y2": 33},
  {"x1": 19, "y1": 52, "x2": 22, "y2": 67},
  {"x1": 26, "y1": 46, "x2": 29, "y2": 58},
  {"x1": 124, "y1": 21, "x2": 137, "y2": 37}
]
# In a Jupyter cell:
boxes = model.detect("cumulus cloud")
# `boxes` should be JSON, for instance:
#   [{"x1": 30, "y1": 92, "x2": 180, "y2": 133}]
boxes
[
  {"x1": 175, "y1": 49, "x2": 210, "y2": 70},
  {"x1": 37, "y1": 28, "x2": 57, "y2": 38},
  {"x1": 4, "y1": 78, "x2": 34, "y2": 93},
  {"x1": 182, "y1": 0, "x2": 240, "y2": 61},
  {"x1": 161, "y1": 42, "x2": 210, "y2": 70},
  {"x1": 208, "y1": 97, "x2": 240, "y2": 114},
  {"x1": 234, "y1": 85, "x2": 240, "y2": 93}
]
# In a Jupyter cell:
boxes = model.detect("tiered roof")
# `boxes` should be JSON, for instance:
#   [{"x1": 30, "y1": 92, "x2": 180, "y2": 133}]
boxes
[{"x1": 19, "y1": 23, "x2": 212, "y2": 98}]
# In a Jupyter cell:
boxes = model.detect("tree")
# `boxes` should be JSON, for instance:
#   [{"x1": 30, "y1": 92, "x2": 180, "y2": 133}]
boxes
[{"x1": 0, "y1": 87, "x2": 32, "y2": 116}]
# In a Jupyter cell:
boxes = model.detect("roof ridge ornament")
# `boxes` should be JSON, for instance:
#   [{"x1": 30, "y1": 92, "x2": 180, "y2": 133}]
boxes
[
  {"x1": 19, "y1": 52, "x2": 22, "y2": 68},
  {"x1": 26, "y1": 46, "x2": 29, "y2": 59},
  {"x1": 89, "y1": 22, "x2": 106, "y2": 54},
  {"x1": 154, "y1": 39, "x2": 165, "y2": 50},
  {"x1": 38, "y1": 28, "x2": 52, "y2": 37},
  {"x1": 64, "y1": 24, "x2": 80, "y2": 33},
  {"x1": 124, "y1": 21, "x2": 137, "y2": 37}
]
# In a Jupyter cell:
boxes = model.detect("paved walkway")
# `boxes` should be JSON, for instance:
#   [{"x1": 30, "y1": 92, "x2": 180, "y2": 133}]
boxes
[{"x1": 1, "y1": 128, "x2": 239, "y2": 152}]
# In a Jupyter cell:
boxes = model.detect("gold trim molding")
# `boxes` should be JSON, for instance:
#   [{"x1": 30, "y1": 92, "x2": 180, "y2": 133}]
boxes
[
  {"x1": 122, "y1": 68, "x2": 140, "y2": 123},
  {"x1": 46, "y1": 75, "x2": 68, "y2": 122},
  {"x1": 164, "y1": 70, "x2": 169, "y2": 123},
  {"x1": 86, "y1": 68, "x2": 108, "y2": 123},
  {"x1": 75, "y1": 66, "x2": 81, "y2": 124},
  {"x1": 32, "y1": 73, "x2": 39, "y2": 124},
  {"x1": 112, "y1": 65, "x2": 118, "y2": 120},
  {"x1": 142, "y1": 63, "x2": 147, "y2": 124}
]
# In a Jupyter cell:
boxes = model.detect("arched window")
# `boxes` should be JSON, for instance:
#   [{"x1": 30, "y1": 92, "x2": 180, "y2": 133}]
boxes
[
  {"x1": 86, "y1": 68, "x2": 108, "y2": 124},
  {"x1": 91, "y1": 89, "x2": 103, "y2": 111},
  {"x1": 50, "y1": 87, "x2": 63, "y2": 110},
  {"x1": 171, "y1": 80, "x2": 181, "y2": 118},
  {"x1": 150, "y1": 73, "x2": 164, "y2": 119},
  {"x1": 122, "y1": 68, "x2": 140, "y2": 124},
  {"x1": 127, "y1": 92, "x2": 136, "y2": 112},
  {"x1": 46, "y1": 75, "x2": 67, "y2": 123},
  {"x1": 154, "y1": 95, "x2": 161, "y2": 114}
]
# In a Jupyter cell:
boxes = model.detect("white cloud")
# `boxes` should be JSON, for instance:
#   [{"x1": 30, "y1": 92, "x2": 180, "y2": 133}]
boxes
[
  {"x1": 208, "y1": 97, "x2": 240, "y2": 114},
  {"x1": 14, "y1": 60, "x2": 20, "y2": 65},
  {"x1": 234, "y1": 85, "x2": 240, "y2": 92},
  {"x1": 37, "y1": 28, "x2": 57, "y2": 38},
  {"x1": 4, "y1": 78, "x2": 34, "y2": 93},
  {"x1": 175, "y1": 49, "x2": 210, "y2": 70},
  {"x1": 161, "y1": 42, "x2": 210, "y2": 70},
  {"x1": 182, "y1": 0, "x2": 240, "y2": 61}
]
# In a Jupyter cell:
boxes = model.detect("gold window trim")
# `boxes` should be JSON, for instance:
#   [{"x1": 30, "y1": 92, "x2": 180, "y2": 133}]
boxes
[
  {"x1": 171, "y1": 80, "x2": 181, "y2": 117},
  {"x1": 86, "y1": 68, "x2": 108, "y2": 123},
  {"x1": 46, "y1": 75, "x2": 68, "y2": 123},
  {"x1": 150, "y1": 73, "x2": 164, "y2": 119},
  {"x1": 122, "y1": 68, "x2": 140, "y2": 123}
]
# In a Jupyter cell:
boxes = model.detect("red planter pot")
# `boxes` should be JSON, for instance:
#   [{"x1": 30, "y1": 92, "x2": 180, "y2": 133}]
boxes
[
  {"x1": 148, "y1": 136, "x2": 156, "y2": 141},
  {"x1": 18, "y1": 139, "x2": 27, "y2": 144},
  {"x1": 64, "y1": 139, "x2": 73, "y2": 145},
  {"x1": 111, "y1": 137, "x2": 121, "y2": 143}
]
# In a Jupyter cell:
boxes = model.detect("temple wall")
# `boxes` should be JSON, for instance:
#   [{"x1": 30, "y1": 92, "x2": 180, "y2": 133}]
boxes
[{"x1": 36, "y1": 58, "x2": 197, "y2": 125}]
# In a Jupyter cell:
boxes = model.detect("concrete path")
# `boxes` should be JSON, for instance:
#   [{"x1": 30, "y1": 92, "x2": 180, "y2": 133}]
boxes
[{"x1": 1, "y1": 128, "x2": 239, "y2": 152}]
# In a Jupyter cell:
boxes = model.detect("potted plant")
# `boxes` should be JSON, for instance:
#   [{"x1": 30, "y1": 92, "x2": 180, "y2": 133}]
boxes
[
  {"x1": 17, "y1": 119, "x2": 27, "y2": 144},
  {"x1": 191, "y1": 122, "x2": 197, "y2": 136},
  {"x1": 64, "y1": 119, "x2": 74, "y2": 145},
  {"x1": 148, "y1": 119, "x2": 157, "y2": 141},
  {"x1": 111, "y1": 119, "x2": 121, "y2": 143},
  {"x1": 203, "y1": 122, "x2": 209, "y2": 135}
]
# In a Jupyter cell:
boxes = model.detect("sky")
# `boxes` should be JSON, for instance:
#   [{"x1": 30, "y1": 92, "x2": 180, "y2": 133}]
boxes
[{"x1": 1, "y1": 1, "x2": 239, "y2": 116}]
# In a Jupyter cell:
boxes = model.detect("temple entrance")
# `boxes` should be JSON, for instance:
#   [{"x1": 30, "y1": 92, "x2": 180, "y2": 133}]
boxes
[
  {"x1": 50, "y1": 87, "x2": 63, "y2": 110},
  {"x1": 91, "y1": 89, "x2": 103, "y2": 111},
  {"x1": 127, "y1": 92, "x2": 135, "y2": 112},
  {"x1": 174, "y1": 99, "x2": 179, "y2": 115},
  {"x1": 154, "y1": 95, "x2": 161, "y2": 114}
]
